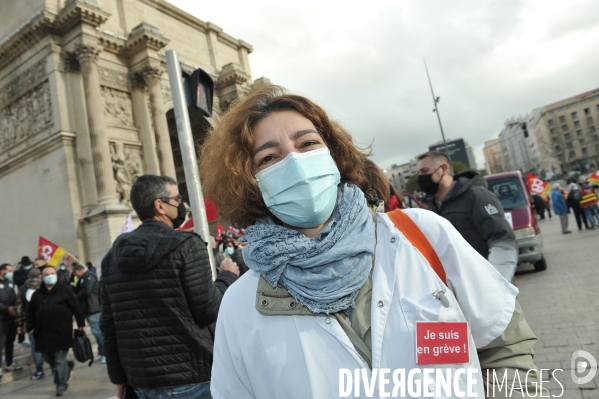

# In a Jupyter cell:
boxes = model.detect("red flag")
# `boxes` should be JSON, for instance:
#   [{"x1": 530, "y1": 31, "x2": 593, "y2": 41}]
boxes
[
  {"x1": 227, "y1": 225, "x2": 240, "y2": 237},
  {"x1": 589, "y1": 168, "x2": 599, "y2": 186},
  {"x1": 38, "y1": 237, "x2": 78, "y2": 270},
  {"x1": 526, "y1": 173, "x2": 551, "y2": 200},
  {"x1": 178, "y1": 218, "x2": 195, "y2": 232},
  {"x1": 216, "y1": 222, "x2": 225, "y2": 241}
]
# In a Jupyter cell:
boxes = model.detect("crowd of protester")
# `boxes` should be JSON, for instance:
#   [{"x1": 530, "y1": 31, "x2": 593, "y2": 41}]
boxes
[{"x1": 3, "y1": 85, "x2": 583, "y2": 398}]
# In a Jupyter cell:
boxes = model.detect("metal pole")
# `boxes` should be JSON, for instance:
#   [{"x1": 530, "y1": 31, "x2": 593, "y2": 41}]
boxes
[
  {"x1": 165, "y1": 50, "x2": 217, "y2": 281},
  {"x1": 424, "y1": 59, "x2": 452, "y2": 163}
]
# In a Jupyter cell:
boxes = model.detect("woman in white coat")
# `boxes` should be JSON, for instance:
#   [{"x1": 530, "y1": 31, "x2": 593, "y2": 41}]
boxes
[{"x1": 200, "y1": 86, "x2": 544, "y2": 399}]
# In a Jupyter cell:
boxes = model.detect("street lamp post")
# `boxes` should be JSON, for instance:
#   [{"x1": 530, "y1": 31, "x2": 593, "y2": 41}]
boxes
[{"x1": 424, "y1": 59, "x2": 451, "y2": 163}]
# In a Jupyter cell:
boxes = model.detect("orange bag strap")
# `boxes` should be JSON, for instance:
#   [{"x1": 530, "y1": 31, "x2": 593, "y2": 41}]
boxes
[{"x1": 386, "y1": 209, "x2": 447, "y2": 285}]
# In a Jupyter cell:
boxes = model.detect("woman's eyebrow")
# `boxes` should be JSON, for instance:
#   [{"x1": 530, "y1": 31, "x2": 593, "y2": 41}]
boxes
[
  {"x1": 252, "y1": 140, "x2": 279, "y2": 157},
  {"x1": 289, "y1": 129, "x2": 319, "y2": 140}
]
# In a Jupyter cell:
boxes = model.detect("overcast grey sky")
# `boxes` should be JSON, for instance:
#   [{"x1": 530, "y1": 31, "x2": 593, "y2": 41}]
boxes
[{"x1": 169, "y1": 0, "x2": 599, "y2": 170}]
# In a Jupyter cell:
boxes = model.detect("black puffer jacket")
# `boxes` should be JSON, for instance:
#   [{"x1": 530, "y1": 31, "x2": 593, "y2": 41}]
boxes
[
  {"x1": 100, "y1": 220, "x2": 237, "y2": 389},
  {"x1": 76, "y1": 271, "x2": 100, "y2": 315},
  {"x1": 424, "y1": 170, "x2": 516, "y2": 259},
  {"x1": 0, "y1": 277, "x2": 17, "y2": 322}
]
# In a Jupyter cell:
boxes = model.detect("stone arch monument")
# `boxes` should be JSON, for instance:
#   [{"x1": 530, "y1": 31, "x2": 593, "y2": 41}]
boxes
[{"x1": 0, "y1": 0, "x2": 269, "y2": 266}]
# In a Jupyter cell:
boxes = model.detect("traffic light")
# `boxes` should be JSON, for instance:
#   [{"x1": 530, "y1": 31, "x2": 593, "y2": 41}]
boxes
[
  {"x1": 187, "y1": 68, "x2": 214, "y2": 117},
  {"x1": 522, "y1": 123, "x2": 529, "y2": 138}
]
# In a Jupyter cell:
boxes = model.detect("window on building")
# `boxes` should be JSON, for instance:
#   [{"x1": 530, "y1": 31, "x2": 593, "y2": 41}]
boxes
[
  {"x1": 590, "y1": 126, "x2": 597, "y2": 133},
  {"x1": 558, "y1": 155, "x2": 565, "y2": 162},
  {"x1": 597, "y1": 104, "x2": 599, "y2": 113},
  {"x1": 559, "y1": 116, "x2": 566, "y2": 123},
  {"x1": 582, "y1": 147, "x2": 588, "y2": 156},
  {"x1": 577, "y1": 130, "x2": 583, "y2": 137},
  {"x1": 588, "y1": 117, "x2": 594, "y2": 125},
  {"x1": 572, "y1": 111, "x2": 578, "y2": 119},
  {"x1": 580, "y1": 138, "x2": 585, "y2": 145},
  {"x1": 596, "y1": 144, "x2": 599, "y2": 152},
  {"x1": 552, "y1": 137, "x2": 560, "y2": 143},
  {"x1": 574, "y1": 121, "x2": 581, "y2": 128},
  {"x1": 548, "y1": 119, "x2": 555, "y2": 126},
  {"x1": 555, "y1": 145, "x2": 561, "y2": 151},
  {"x1": 567, "y1": 142, "x2": 573, "y2": 149},
  {"x1": 550, "y1": 127, "x2": 556, "y2": 135},
  {"x1": 593, "y1": 135, "x2": 599, "y2": 142},
  {"x1": 565, "y1": 133, "x2": 571, "y2": 140},
  {"x1": 562, "y1": 125, "x2": 569, "y2": 132},
  {"x1": 585, "y1": 108, "x2": 591, "y2": 115}
]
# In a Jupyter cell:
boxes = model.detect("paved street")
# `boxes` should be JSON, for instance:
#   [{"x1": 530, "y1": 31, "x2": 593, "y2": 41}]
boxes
[
  {"x1": 0, "y1": 211, "x2": 598, "y2": 398},
  {"x1": 515, "y1": 212, "x2": 599, "y2": 399}
]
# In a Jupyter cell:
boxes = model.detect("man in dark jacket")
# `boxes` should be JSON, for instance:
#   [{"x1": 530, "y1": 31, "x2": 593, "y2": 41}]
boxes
[
  {"x1": 14, "y1": 256, "x2": 33, "y2": 287},
  {"x1": 417, "y1": 151, "x2": 518, "y2": 281},
  {"x1": 0, "y1": 263, "x2": 23, "y2": 377},
  {"x1": 26, "y1": 266, "x2": 85, "y2": 396},
  {"x1": 73, "y1": 263, "x2": 103, "y2": 363},
  {"x1": 100, "y1": 175, "x2": 239, "y2": 399},
  {"x1": 18, "y1": 268, "x2": 44, "y2": 380}
]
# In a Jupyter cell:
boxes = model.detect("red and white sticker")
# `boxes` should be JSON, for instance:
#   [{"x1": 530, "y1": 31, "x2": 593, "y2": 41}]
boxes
[{"x1": 415, "y1": 321, "x2": 469, "y2": 365}]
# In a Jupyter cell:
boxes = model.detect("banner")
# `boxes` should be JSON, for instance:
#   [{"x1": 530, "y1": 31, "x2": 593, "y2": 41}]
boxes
[
  {"x1": 38, "y1": 236, "x2": 79, "y2": 270},
  {"x1": 227, "y1": 225, "x2": 241, "y2": 237},
  {"x1": 119, "y1": 215, "x2": 133, "y2": 235},
  {"x1": 589, "y1": 168, "x2": 599, "y2": 186},
  {"x1": 216, "y1": 222, "x2": 224, "y2": 241},
  {"x1": 526, "y1": 173, "x2": 551, "y2": 199}
]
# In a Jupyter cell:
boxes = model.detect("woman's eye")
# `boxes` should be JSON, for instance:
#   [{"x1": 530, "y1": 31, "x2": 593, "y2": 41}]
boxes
[
  {"x1": 301, "y1": 141, "x2": 317, "y2": 148},
  {"x1": 258, "y1": 155, "x2": 274, "y2": 166}
]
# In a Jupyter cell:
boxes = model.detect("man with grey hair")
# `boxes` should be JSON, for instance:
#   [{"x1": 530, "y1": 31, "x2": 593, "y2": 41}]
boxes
[
  {"x1": 417, "y1": 151, "x2": 518, "y2": 281},
  {"x1": 100, "y1": 175, "x2": 239, "y2": 399}
]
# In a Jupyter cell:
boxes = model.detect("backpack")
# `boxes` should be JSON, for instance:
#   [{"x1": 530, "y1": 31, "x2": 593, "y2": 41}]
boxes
[{"x1": 73, "y1": 329, "x2": 94, "y2": 366}]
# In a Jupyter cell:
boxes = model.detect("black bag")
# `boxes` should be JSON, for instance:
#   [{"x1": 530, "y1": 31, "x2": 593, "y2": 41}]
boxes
[
  {"x1": 73, "y1": 329, "x2": 94, "y2": 366},
  {"x1": 123, "y1": 384, "x2": 139, "y2": 399}
]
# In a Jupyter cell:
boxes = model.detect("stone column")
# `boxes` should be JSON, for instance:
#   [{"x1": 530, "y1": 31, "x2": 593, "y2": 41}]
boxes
[
  {"x1": 130, "y1": 75, "x2": 160, "y2": 175},
  {"x1": 76, "y1": 44, "x2": 117, "y2": 204},
  {"x1": 143, "y1": 67, "x2": 176, "y2": 179}
]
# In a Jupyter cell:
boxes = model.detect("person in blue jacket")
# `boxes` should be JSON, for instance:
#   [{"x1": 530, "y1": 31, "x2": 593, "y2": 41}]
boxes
[{"x1": 551, "y1": 183, "x2": 571, "y2": 234}]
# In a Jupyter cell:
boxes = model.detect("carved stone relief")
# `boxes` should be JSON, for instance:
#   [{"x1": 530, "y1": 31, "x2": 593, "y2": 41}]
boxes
[
  {"x1": 98, "y1": 66, "x2": 129, "y2": 90},
  {"x1": 0, "y1": 80, "x2": 52, "y2": 150},
  {"x1": 0, "y1": 59, "x2": 46, "y2": 107},
  {"x1": 101, "y1": 87, "x2": 135, "y2": 128},
  {"x1": 110, "y1": 142, "x2": 143, "y2": 205},
  {"x1": 161, "y1": 83, "x2": 172, "y2": 105}
]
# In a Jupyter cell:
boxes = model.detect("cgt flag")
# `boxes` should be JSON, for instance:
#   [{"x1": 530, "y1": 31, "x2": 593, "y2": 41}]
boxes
[
  {"x1": 526, "y1": 173, "x2": 551, "y2": 199},
  {"x1": 38, "y1": 236, "x2": 78, "y2": 269},
  {"x1": 588, "y1": 168, "x2": 599, "y2": 186}
]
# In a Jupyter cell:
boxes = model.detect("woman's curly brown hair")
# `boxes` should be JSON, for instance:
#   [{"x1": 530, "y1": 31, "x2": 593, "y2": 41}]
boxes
[{"x1": 199, "y1": 85, "x2": 368, "y2": 228}]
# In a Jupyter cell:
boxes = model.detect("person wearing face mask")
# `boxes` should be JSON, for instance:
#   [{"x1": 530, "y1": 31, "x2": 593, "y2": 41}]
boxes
[
  {"x1": 0, "y1": 263, "x2": 24, "y2": 377},
  {"x1": 200, "y1": 86, "x2": 546, "y2": 398},
  {"x1": 18, "y1": 268, "x2": 45, "y2": 380},
  {"x1": 100, "y1": 174, "x2": 240, "y2": 399},
  {"x1": 416, "y1": 151, "x2": 518, "y2": 282},
  {"x1": 14, "y1": 256, "x2": 33, "y2": 287},
  {"x1": 224, "y1": 240, "x2": 249, "y2": 276},
  {"x1": 26, "y1": 267, "x2": 85, "y2": 396}
]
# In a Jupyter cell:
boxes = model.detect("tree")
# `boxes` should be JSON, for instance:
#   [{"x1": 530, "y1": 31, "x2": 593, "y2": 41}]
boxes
[{"x1": 404, "y1": 161, "x2": 474, "y2": 193}]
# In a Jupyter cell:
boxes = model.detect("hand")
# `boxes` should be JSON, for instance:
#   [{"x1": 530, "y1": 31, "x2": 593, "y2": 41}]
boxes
[
  {"x1": 79, "y1": 327, "x2": 85, "y2": 331},
  {"x1": 115, "y1": 383, "x2": 125, "y2": 399},
  {"x1": 220, "y1": 258, "x2": 240, "y2": 276},
  {"x1": 17, "y1": 327, "x2": 23, "y2": 334},
  {"x1": 8, "y1": 306, "x2": 15, "y2": 316}
]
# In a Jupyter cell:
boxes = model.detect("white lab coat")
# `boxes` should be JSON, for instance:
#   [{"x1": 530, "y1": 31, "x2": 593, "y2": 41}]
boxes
[{"x1": 211, "y1": 209, "x2": 518, "y2": 399}]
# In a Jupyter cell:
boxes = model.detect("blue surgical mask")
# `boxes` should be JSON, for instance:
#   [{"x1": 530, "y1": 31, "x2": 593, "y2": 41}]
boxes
[
  {"x1": 255, "y1": 148, "x2": 341, "y2": 228},
  {"x1": 225, "y1": 247, "x2": 234, "y2": 256},
  {"x1": 4, "y1": 272, "x2": 13, "y2": 280},
  {"x1": 43, "y1": 274, "x2": 58, "y2": 285}
]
